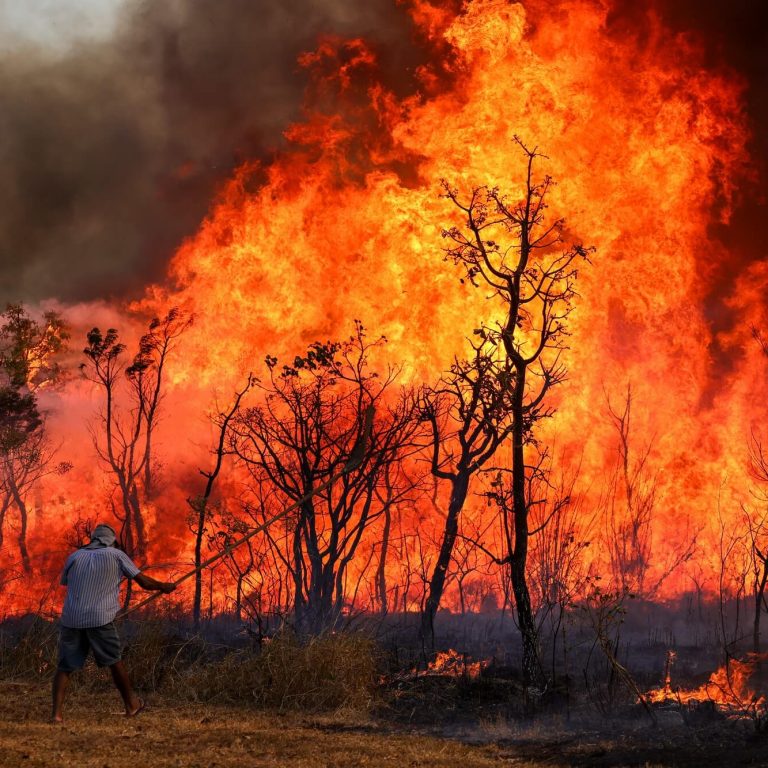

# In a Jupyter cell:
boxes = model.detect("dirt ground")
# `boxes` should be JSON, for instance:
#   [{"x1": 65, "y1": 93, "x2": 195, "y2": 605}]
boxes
[
  {"x1": 0, "y1": 681, "x2": 519, "y2": 768},
  {"x1": 4, "y1": 681, "x2": 768, "y2": 767}
]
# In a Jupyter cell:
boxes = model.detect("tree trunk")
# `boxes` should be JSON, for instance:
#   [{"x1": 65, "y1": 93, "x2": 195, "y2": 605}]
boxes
[
  {"x1": 510, "y1": 367, "x2": 541, "y2": 687},
  {"x1": 8, "y1": 475, "x2": 30, "y2": 573},
  {"x1": 376, "y1": 505, "x2": 392, "y2": 614},
  {"x1": 421, "y1": 471, "x2": 469, "y2": 651},
  {"x1": 753, "y1": 558, "x2": 768, "y2": 654},
  {"x1": 510, "y1": 552, "x2": 540, "y2": 686},
  {"x1": 193, "y1": 498, "x2": 206, "y2": 629}
]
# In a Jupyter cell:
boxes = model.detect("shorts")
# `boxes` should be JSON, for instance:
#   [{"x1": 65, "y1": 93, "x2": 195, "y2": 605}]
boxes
[{"x1": 57, "y1": 622, "x2": 122, "y2": 672}]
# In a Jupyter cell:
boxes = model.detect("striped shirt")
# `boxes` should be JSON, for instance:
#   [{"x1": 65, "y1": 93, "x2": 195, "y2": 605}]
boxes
[{"x1": 60, "y1": 547, "x2": 141, "y2": 628}]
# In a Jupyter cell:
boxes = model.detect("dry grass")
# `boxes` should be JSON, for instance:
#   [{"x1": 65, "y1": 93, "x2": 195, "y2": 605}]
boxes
[
  {"x1": 0, "y1": 682, "x2": 523, "y2": 768},
  {"x1": 0, "y1": 616, "x2": 58, "y2": 680},
  {"x1": 1, "y1": 621, "x2": 381, "y2": 714},
  {"x1": 169, "y1": 630, "x2": 379, "y2": 711}
]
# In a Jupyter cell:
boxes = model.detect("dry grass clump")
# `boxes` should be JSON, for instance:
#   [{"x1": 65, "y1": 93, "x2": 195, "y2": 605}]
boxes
[
  {"x1": 0, "y1": 616, "x2": 58, "y2": 680},
  {"x1": 0, "y1": 618, "x2": 379, "y2": 714},
  {"x1": 172, "y1": 630, "x2": 379, "y2": 712}
]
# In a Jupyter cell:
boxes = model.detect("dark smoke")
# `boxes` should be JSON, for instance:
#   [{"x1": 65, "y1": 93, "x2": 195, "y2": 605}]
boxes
[
  {"x1": 0, "y1": 0, "x2": 764, "y2": 312},
  {"x1": 0, "y1": 0, "x2": 444, "y2": 305}
]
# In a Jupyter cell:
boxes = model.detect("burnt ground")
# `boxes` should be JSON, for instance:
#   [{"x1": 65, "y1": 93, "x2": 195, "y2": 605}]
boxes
[
  {"x1": 377, "y1": 673, "x2": 768, "y2": 767},
  {"x1": 4, "y1": 681, "x2": 768, "y2": 767}
]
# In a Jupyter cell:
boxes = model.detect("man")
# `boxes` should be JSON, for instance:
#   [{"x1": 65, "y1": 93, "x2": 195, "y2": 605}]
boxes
[{"x1": 51, "y1": 523, "x2": 176, "y2": 723}]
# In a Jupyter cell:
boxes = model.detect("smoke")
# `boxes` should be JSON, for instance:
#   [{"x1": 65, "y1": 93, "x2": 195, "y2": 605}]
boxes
[
  {"x1": 0, "y1": 0, "x2": 445, "y2": 305},
  {"x1": 0, "y1": 0, "x2": 764, "y2": 316}
]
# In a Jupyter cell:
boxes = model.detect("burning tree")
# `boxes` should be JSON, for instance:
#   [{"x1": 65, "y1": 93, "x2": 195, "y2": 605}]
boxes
[
  {"x1": 438, "y1": 139, "x2": 591, "y2": 685},
  {"x1": 230, "y1": 323, "x2": 423, "y2": 635},
  {"x1": 419, "y1": 338, "x2": 516, "y2": 648},
  {"x1": 81, "y1": 308, "x2": 191, "y2": 557},
  {"x1": 0, "y1": 304, "x2": 69, "y2": 571}
]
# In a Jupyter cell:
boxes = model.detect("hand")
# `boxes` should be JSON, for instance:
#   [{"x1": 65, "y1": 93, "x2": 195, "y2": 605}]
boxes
[{"x1": 160, "y1": 582, "x2": 176, "y2": 594}]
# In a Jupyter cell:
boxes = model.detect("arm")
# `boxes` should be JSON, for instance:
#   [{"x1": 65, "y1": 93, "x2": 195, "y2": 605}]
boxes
[
  {"x1": 116, "y1": 550, "x2": 175, "y2": 593},
  {"x1": 134, "y1": 572, "x2": 176, "y2": 594}
]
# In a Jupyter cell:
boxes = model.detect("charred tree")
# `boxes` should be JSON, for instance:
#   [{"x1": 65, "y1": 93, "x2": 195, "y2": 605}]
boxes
[
  {"x1": 419, "y1": 339, "x2": 516, "y2": 650},
  {"x1": 188, "y1": 376, "x2": 252, "y2": 629},
  {"x1": 439, "y1": 139, "x2": 590, "y2": 685},
  {"x1": 82, "y1": 308, "x2": 190, "y2": 557},
  {"x1": 231, "y1": 323, "x2": 423, "y2": 635}
]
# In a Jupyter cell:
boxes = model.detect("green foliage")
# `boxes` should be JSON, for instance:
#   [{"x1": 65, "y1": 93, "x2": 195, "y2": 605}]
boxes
[
  {"x1": 0, "y1": 388, "x2": 41, "y2": 452},
  {"x1": 0, "y1": 304, "x2": 69, "y2": 391},
  {"x1": 0, "y1": 304, "x2": 68, "y2": 452}
]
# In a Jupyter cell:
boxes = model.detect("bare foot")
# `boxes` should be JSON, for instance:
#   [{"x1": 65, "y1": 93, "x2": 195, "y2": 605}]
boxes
[
  {"x1": 126, "y1": 698, "x2": 145, "y2": 717},
  {"x1": 50, "y1": 716, "x2": 64, "y2": 725}
]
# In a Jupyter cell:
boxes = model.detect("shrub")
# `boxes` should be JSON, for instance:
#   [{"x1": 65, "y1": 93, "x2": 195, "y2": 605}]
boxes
[{"x1": 174, "y1": 630, "x2": 379, "y2": 712}]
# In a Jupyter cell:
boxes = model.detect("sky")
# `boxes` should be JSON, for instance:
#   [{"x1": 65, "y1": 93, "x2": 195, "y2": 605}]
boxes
[
  {"x1": 0, "y1": 0, "x2": 435, "y2": 304},
  {"x1": 0, "y1": 0, "x2": 121, "y2": 51}
]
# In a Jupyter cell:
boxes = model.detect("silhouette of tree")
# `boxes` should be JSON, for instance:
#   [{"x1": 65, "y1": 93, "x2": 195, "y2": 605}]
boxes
[
  {"x1": 82, "y1": 308, "x2": 190, "y2": 556},
  {"x1": 435, "y1": 139, "x2": 591, "y2": 685},
  {"x1": 0, "y1": 304, "x2": 69, "y2": 570},
  {"x1": 231, "y1": 323, "x2": 423, "y2": 635}
]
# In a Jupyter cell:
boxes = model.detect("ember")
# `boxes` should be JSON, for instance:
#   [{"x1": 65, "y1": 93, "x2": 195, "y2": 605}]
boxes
[{"x1": 422, "y1": 650, "x2": 487, "y2": 680}]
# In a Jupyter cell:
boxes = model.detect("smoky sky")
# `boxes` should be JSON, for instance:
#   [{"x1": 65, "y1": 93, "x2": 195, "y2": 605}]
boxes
[
  {"x1": 0, "y1": 0, "x2": 765, "y2": 310},
  {"x1": 0, "y1": 0, "x2": 446, "y2": 305}
]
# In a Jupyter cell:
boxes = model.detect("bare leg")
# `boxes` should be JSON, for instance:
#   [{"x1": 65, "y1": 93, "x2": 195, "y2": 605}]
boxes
[
  {"x1": 51, "y1": 670, "x2": 70, "y2": 723},
  {"x1": 109, "y1": 661, "x2": 143, "y2": 715}
]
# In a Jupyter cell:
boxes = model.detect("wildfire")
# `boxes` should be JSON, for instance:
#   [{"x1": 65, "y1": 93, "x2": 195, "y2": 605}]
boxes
[
  {"x1": 0, "y1": 0, "x2": 762, "y2": 619},
  {"x1": 423, "y1": 649, "x2": 487, "y2": 679},
  {"x1": 647, "y1": 652, "x2": 767, "y2": 718}
]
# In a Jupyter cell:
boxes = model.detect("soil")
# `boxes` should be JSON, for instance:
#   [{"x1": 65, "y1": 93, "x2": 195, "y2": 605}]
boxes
[{"x1": 4, "y1": 681, "x2": 768, "y2": 767}]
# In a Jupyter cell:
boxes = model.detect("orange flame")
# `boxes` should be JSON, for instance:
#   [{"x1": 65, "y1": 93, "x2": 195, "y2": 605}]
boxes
[
  {"x1": 424, "y1": 649, "x2": 487, "y2": 679},
  {"x1": 0, "y1": 0, "x2": 761, "y2": 616},
  {"x1": 647, "y1": 653, "x2": 767, "y2": 717}
]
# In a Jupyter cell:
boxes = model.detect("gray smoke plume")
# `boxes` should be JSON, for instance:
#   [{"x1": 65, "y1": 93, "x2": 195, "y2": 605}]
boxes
[
  {"x1": 0, "y1": 0, "x2": 445, "y2": 304},
  {"x1": 0, "y1": 0, "x2": 764, "y2": 310}
]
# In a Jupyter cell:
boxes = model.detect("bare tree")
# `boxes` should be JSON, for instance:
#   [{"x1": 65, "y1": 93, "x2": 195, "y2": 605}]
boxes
[
  {"x1": 373, "y1": 460, "x2": 423, "y2": 615},
  {"x1": 188, "y1": 376, "x2": 252, "y2": 628},
  {"x1": 231, "y1": 323, "x2": 423, "y2": 635},
  {"x1": 603, "y1": 385, "x2": 696, "y2": 598},
  {"x1": 746, "y1": 421, "x2": 768, "y2": 653},
  {"x1": 0, "y1": 431, "x2": 71, "y2": 571},
  {"x1": 527, "y1": 457, "x2": 593, "y2": 681},
  {"x1": 419, "y1": 337, "x2": 516, "y2": 649},
  {"x1": 438, "y1": 139, "x2": 590, "y2": 685},
  {"x1": 81, "y1": 308, "x2": 190, "y2": 556},
  {"x1": 604, "y1": 386, "x2": 656, "y2": 595}
]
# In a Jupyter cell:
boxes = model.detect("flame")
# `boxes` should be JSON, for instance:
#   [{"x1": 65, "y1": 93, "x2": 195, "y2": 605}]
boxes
[
  {"x1": 0, "y1": 0, "x2": 762, "y2": 617},
  {"x1": 647, "y1": 653, "x2": 766, "y2": 718},
  {"x1": 424, "y1": 649, "x2": 487, "y2": 679}
]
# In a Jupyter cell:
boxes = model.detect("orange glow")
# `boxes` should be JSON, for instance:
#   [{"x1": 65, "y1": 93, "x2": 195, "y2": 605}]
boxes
[
  {"x1": 647, "y1": 653, "x2": 766, "y2": 718},
  {"x1": 0, "y1": 0, "x2": 762, "y2": 626},
  {"x1": 423, "y1": 649, "x2": 487, "y2": 679}
]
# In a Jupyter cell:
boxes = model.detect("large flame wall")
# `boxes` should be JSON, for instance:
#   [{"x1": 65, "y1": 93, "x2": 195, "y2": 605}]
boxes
[{"x1": 2, "y1": 0, "x2": 764, "y2": 615}]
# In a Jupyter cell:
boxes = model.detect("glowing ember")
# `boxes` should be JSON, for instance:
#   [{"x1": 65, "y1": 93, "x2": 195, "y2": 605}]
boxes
[{"x1": 423, "y1": 649, "x2": 487, "y2": 679}]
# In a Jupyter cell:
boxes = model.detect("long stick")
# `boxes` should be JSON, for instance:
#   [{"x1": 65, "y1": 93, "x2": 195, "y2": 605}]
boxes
[{"x1": 120, "y1": 404, "x2": 375, "y2": 617}]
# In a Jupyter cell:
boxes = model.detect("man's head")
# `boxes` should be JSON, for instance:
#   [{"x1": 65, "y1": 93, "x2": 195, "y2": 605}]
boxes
[{"x1": 90, "y1": 523, "x2": 117, "y2": 547}]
